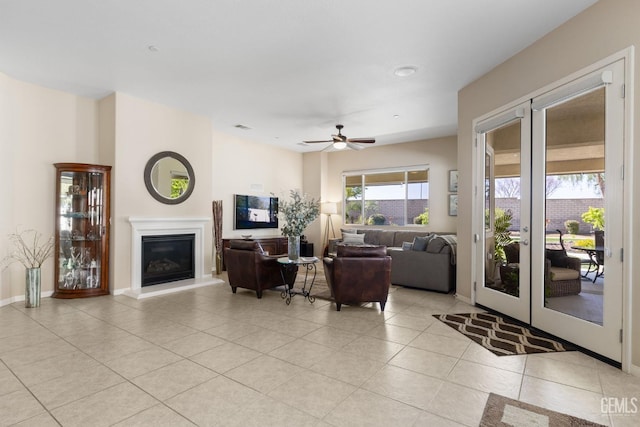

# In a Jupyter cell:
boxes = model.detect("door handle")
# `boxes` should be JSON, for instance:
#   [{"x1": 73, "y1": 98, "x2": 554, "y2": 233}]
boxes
[{"x1": 521, "y1": 239, "x2": 529, "y2": 246}]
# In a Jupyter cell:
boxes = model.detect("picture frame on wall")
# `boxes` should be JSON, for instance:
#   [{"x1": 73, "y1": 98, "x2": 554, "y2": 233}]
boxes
[
  {"x1": 449, "y1": 194, "x2": 458, "y2": 216},
  {"x1": 448, "y1": 170, "x2": 458, "y2": 193}
]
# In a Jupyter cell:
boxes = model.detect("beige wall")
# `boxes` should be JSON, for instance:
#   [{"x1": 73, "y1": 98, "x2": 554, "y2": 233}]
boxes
[
  {"x1": 458, "y1": 0, "x2": 639, "y2": 365},
  {"x1": 0, "y1": 76, "x2": 303, "y2": 301},
  {"x1": 321, "y1": 136, "x2": 458, "y2": 234},
  {"x1": 0, "y1": 73, "x2": 100, "y2": 301},
  {"x1": 211, "y1": 129, "x2": 303, "y2": 244},
  {"x1": 109, "y1": 93, "x2": 214, "y2": 293}
]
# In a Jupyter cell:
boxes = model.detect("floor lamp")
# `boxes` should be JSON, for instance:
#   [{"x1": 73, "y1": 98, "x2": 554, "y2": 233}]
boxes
[{"x1": 322, "y1": 202, "x2": 337, "y2": 250}]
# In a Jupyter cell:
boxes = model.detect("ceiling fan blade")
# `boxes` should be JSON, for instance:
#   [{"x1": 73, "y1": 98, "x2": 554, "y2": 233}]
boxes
[
  {"x1": 347, "y1": 138, "x2": 375, "y2": 143},
  {"x1": 347, "y1": 142, "x2": 366, "y2": 151},
  {"x1": 303, "y1": 139, "x2": 333, "y2": 144}
]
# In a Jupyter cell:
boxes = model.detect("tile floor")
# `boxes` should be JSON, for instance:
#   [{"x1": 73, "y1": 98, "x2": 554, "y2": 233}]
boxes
[{"x1": 1, "y1": 274, "x2": 639, "y2": 426}]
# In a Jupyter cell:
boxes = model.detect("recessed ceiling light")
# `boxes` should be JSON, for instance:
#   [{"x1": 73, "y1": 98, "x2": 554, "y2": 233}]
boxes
[
  {"x1": 394, "y1": 66, "x2": 417, "y2": 77},
  {"x1": 234, "y1": 124, "x2": 251, "y2": 130},
  {"x1": 393, "y1": 114, "x2": 400, "y2": 119},
  {"x1": 147, "y1": 45, "x2": 159, "y2": 52}
]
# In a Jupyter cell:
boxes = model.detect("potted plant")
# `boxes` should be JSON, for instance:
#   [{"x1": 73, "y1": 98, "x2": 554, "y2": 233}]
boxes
[
  {"x1": 278, "y1": 190, "x2": 320, "y2": 260},
  {"x1": 2, "y1": 228, "x2": 55, "y2": 307}
]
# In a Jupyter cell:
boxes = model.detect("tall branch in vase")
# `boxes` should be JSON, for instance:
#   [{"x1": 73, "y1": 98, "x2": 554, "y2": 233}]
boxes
[{"x1": 212, "y1": 200, "x2": 223, "y2": 274}]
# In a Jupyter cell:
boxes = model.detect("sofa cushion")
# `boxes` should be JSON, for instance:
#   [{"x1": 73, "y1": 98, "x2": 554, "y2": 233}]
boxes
[
  {"x1": 342, "y1": 232, "x2": 365, "y2": 245},
  {"x1": 392, "y1": 231, "x2": 430, "y2": 247},
  {"x1": 549, "y1": 266, "x2": 580, "y2": 281},
  {"x1": 355, "y1": 229, "x2": 395, "y2": 247},
  {"x1": 412, "y1": 236, "x2": 430, "y2": 251},
  {"x1": 358, "y1": 228, "x2": 378, "y2": 244},
  {"x1": 504, "y1": 242, "x2": 520, "y2": 264},
  {"x1": 401, "y1": 241, "x2": 413, "y2": 251},
  {"x1": 546, "y1": 249, "x2": 568, "y2": 268},
  {"x1": 341, "y1": 228, "x2": 357, "y2": 237}
]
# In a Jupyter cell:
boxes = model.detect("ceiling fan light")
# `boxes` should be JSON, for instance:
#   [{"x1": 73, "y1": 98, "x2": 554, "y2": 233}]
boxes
[{"x1": 333, "y1": 141, "x2": 347, "y2": 150}]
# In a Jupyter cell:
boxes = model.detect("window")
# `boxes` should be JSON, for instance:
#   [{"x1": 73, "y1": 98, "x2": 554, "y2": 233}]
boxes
[{"x1": 343, "y1": 167, "x2": 429, "y2": 226}]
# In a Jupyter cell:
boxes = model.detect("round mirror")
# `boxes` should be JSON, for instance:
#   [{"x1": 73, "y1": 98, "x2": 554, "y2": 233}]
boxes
[{"x1": 144, "y1": 151, "x2": 195, "y2": 204}]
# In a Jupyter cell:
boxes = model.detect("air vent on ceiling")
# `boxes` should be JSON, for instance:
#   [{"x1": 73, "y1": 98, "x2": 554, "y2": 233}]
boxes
[{"x1": 234, "y1": 124, "x2": 251, "y2": 130}]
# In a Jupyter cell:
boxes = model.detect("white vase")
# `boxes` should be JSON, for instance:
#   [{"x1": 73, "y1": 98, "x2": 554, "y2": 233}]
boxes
[
  {"x1": 25, "y1": 267, "x2": 41, "y2": 308},
  {"x1": 288, "y1": 236, "x2": 300, "y2": 260}
]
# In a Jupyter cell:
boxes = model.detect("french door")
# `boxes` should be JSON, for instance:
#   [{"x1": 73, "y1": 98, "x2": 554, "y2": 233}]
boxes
[
  {"x1": 474, "y1": 59, "x2": 625, "y2": 362},
  {"x1": 530, "y1": 61, "x2": 624, "y2": 362},
  {"x1": 475, "y1": 102, "x2": 531, "y2": 323}
]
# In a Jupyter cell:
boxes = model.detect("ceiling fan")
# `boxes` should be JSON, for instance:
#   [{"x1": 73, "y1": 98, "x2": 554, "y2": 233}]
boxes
[{"x1": 303, "y1": 124, "x2": 376, "y2": 151}]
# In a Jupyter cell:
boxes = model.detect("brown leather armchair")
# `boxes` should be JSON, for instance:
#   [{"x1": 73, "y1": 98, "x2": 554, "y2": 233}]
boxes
[
  {"x1": 224, "y1": 240, "x2": 295, "y2": 298},
  {"x1": 323, "y1": 245, "x2": 392, "y2": 311}
]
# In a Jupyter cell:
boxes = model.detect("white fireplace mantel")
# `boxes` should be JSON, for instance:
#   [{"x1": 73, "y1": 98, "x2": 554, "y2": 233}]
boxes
[{"x1": 122, "y1": 217, "x2": 222, "y2": 299}]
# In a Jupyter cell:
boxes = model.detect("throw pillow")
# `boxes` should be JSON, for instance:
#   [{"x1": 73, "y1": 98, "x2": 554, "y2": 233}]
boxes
[
  {"x1": 401, "y1": 241, "x2": 413, "y2": 251},
  {"x1": 545, "y1": 249, "x2": 568, "y2": 268},
  {"x1": 341, "y1": 228, "x2": 357, "y2": 237},
  {"x1": 412, "y1": 236, "x2": 430, "y2": 251},
  {"x1": 342, "y1": 232, "x2": 365, "y2": 245}
]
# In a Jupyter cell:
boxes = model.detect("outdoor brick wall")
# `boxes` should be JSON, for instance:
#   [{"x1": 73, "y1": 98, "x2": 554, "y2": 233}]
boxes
[
  {"x1": 355, "y1": 199, "x2": 428, "y2": 225},
  {"x1": 349, "y1": 197, "x2": 601, "y2": 231},
  {"x1": 496, "y1": 198, "x2": 603, "y2": 234}
]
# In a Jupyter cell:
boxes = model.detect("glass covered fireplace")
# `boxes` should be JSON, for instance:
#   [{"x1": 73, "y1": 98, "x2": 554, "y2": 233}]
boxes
[{"x1": 141, "y1": 234, "x2": 195, "y2": 286}]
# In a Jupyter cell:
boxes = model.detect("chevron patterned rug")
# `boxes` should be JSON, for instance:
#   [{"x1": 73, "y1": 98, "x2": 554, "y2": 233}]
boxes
[{"x1": 434, "y1": 312, "x2": 575, "y2": 356}]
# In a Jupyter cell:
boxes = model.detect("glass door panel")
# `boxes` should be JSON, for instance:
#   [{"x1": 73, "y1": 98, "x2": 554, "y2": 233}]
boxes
[
  {"x1": 543, "y1": 87, "x2": 605, "y2": 323},
  {"x1": 475, "y1": 102, "x2": 531, "y2": 323},
  {"x1": 531, "y1": 61, "x2": 624, "y2": 362}
]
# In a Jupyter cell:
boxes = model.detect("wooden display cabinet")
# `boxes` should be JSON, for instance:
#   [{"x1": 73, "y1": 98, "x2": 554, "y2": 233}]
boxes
[{"x1": 53, "y1": 163, "x2": 111, "y2": 298}]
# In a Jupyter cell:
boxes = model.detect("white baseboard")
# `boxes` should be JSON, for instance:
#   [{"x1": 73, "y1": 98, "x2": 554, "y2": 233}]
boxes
[
  {"x1": 0, "y1": 290, "x2": 54, "y2": 307},
  {"x1": 120, "y1": 276, "x2": 224, "y2": 300},
  {"x1": 629, "y1": 363, "x2": 640, "y2": 377},
  {"x1": 454, "y1": 293, "x2": 473, "y2": 305}
]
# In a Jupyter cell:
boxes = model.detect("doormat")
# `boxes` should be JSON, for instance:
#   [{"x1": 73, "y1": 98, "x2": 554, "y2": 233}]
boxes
[
  {"x1": 480, "y1": 393, "x2": 606, "y2": 426},
  {"x1": 433, "y1": 312, "x2": 575, "y2": 356}
]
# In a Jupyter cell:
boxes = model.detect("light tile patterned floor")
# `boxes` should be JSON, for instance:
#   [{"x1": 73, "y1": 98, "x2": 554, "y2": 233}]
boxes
[{"x1": 1, "y1": 274, "x2": 639, "y2": 426}]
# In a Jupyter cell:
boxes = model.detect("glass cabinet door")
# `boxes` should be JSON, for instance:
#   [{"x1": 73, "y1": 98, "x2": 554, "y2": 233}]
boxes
[{"x1": 53, "y1": 163, "x2": 111, "y2": 298}]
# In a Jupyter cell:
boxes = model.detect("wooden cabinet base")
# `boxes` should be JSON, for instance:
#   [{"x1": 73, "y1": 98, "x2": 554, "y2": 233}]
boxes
[{"x1": 52, "y1": 289, "x2": 109, "y2": 299}]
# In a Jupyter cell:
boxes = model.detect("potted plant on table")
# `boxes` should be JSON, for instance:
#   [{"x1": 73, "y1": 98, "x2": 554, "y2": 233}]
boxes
[
  {"x1": 278, "y1": 190, "x2": 320, "y2": 260},
  {"x1": 2, "y1": 228, "x2": 55, "y2": 307}
]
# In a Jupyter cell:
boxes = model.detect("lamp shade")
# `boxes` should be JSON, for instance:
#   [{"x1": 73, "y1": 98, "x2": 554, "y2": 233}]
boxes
[{"x1": 322, "y1": 202, "x2": 338, "y2": 215}]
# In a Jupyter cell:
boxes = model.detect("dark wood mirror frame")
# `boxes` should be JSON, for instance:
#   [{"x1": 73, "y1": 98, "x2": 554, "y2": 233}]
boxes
[{"x1": 143, "y1": 151, "x2": 195, "y2": 204}]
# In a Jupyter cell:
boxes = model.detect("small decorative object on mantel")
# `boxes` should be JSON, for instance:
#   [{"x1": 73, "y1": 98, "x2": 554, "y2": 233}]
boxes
[
  {"x1": 1, "y1": 227, "x2": 55, "y2": 308},
  {"x1": 278, "y1": 190, "x2": 320, "y2": 260},
  {"x1": 212, "y1": 200, "x2": 223, "y2": 274}
]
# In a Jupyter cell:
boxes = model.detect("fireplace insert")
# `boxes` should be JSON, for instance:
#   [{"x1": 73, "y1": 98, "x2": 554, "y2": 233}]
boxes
[{"x1": 142, "y1": 234, "x2": 195, "y2": 286}]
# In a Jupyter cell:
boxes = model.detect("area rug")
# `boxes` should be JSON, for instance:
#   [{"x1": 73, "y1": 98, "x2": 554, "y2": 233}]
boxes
[
  {"x1": 270, "y1": 267, "x2": 334, "y2": 301},
  {"x1": 480, "y1": 393, "x2": 605, "y2": 426},
  {"x1": 434, "y1": 312, "x2": 575, "y2": 356}
]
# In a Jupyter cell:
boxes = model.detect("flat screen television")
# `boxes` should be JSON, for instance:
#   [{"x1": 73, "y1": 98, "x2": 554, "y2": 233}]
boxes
[{"x1": 234, "y1": 194, "x2": 279, "y2": 230}]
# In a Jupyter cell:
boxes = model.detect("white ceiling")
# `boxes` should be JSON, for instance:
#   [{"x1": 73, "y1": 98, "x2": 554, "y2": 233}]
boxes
[{"x1": 0, "y1": 0, "x2": 598, "y2": 152}]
